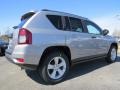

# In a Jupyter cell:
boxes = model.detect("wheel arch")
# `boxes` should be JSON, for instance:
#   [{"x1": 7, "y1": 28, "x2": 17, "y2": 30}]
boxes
[
  {"x1": 111, "y1": 43, "x2": 118, "y2": 50},
  {"x1": 38, "y1": 46, "x2": 72, "y2": 68}
]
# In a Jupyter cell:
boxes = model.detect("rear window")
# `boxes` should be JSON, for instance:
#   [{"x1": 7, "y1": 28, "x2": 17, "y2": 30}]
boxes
[
  {"x1": 18, "y1": 19, "x2": 27, "y2": 28},
  {"x1": 14, "y1": 12, "x2": 35, "y2": 29},
  {"x1": 47, "y1": 15, "x2": 63, "y2": 30},
  {"x1": 13, "y1": 19, "x2": 28, "y2": 29},
  {"x1": 69, "y1": 17, "x2": 83, "y2": 32}
]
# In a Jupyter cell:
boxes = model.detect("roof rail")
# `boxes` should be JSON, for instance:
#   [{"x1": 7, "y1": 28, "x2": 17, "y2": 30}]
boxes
[
  {"x1": 41, "y1": 9, "x2": 89, "y2": 20},
  {"x1": 42, "y1": 9, "x2": 50, "y2": 11},
  {"x1": 42, "y1": 9, "x2": 60, "y2": 12}
]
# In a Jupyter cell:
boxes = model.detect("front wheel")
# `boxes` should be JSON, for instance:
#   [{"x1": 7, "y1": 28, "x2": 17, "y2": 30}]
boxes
[
  {"x1": 38, "y1": 51, "x2": 70, "y2": 84},
  {"x1": 106, "y1": 46, "x2": 117, "y2": 63}
]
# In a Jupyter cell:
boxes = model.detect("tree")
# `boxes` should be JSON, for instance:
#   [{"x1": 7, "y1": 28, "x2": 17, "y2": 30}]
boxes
[{"x1": 112, "y1": 29, "x2": 120, "y2": 37}]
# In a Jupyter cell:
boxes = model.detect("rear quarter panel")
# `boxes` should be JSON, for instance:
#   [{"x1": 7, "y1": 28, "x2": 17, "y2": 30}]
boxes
[{"x1": 22, "y1": 12, "x2": 68, "y2": 65}]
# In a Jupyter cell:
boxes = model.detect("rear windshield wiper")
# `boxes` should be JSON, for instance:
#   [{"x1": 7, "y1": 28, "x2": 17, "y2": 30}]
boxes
[{"x1": 13, "y1": 26, "x2": 18, "y2": 29}]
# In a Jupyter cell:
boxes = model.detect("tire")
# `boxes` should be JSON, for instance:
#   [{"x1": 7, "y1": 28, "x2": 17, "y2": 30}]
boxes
[
  {"x1": 0, "y1": 48, "x2": 3, "y2": 56},
  {"x1": 38, "y1": 51, "x2": 70, "y2": 84},
  {"x1": 106, "y1": 46, "x2": 117, "y2": 63},
  {"x1": 0, "y1": 48, "x2": 4, "y2": 56}
]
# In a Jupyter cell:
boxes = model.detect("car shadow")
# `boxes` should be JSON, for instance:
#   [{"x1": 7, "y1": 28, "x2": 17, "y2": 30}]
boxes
[
  {"x1": 0, "y1": 55, "x2": 4, "y2": 57},
  {"x1": 116, "y1": 56, "x2": 120, "y2": 62},
  {"x1": 25, "y1": 56, "x2": 120, "y2": 85}
]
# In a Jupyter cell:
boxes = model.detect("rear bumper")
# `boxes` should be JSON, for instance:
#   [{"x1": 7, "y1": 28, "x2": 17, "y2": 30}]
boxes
[
  {"x1": 5, "y1": 51, "x2": 37, "y2": 70},
  {"x1": 5, "y1": 44, "x2": 44, "y2": 70}
]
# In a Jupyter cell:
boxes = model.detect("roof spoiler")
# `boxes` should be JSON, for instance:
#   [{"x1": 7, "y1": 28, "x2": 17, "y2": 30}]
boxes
[{"x1": 21, "y1": 11, "x2": 37, "y2": 21}]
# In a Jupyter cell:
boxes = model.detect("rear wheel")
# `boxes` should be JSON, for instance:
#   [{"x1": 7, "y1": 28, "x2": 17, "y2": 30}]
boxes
[
  {"x1": 38, "y1": 51, "x2": 70, "y2": 84},
  {"x1": 106, "y1": 46, "x2": 117, "y2": 63}
]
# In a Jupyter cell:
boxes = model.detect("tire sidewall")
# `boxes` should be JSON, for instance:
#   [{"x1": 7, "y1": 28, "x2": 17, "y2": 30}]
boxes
[
  {"x1": 107, "y1": 46, "x2": 117, "y2": 63},
  {"x1": 39, "y1": 51, "x2": 69, "y2": 84}
]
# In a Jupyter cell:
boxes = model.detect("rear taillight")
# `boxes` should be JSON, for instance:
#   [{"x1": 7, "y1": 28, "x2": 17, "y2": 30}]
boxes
[{"x1": 18, "y1": 28, "x2": 32, "y2": 44}]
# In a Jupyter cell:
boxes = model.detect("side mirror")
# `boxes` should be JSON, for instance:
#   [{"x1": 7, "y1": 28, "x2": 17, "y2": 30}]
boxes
[{"x1": 103, "y1": 29, "x2": 109, "y2": 36}]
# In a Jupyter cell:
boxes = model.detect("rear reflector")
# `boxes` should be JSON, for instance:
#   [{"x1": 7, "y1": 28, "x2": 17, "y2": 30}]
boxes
[{"x1": 16, "y1": 58, "x2": 24, "y2": 63}]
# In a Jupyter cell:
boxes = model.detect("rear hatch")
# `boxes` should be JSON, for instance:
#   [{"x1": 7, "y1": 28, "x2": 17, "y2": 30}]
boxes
[{"x1": 7, "y1": 11, "x2": 36, "y2": 54}]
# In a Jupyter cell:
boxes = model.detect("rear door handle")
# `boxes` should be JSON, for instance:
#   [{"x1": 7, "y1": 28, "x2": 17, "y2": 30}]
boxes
[{"x1": 91, "y1": 36, "x2": 96, "y2": 38}]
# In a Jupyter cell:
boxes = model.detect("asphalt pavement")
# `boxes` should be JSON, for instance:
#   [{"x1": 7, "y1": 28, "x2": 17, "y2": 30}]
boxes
[{"x1": 0, "y1": 54, "x2": 120, "y2": 90}]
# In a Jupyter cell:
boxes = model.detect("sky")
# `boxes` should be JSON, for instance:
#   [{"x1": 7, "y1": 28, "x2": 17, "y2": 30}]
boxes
[{"x1": 0, "y1": 0, "x2": 120, "y2": 35}]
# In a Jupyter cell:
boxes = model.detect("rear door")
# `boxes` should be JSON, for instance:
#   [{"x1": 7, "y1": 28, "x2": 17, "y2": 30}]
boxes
[{"x1": 64, "y1": 17, "x2": 97, "y2": 60}]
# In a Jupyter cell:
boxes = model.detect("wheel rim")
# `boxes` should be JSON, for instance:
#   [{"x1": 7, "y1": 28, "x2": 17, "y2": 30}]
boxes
[
  {"x1": 47, "y1": 56, "x2": 66, "y2": 80},
  {"x1": 111, "y1": 48, "x2": 117, "y2": 61}
]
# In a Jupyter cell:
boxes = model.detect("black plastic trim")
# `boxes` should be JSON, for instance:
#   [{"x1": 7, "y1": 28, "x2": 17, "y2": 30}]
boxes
[{"x1": 71, "y1": 54, "x2": 107, "y2": 65}]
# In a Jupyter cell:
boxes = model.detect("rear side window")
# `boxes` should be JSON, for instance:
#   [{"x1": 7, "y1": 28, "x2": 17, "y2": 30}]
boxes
[
  {"x1": 69, "y1": 17, "x2": 83, "y2": 32},
  {"x1": 47, "y1": 15, "x2": 63, "y2": 30},
  {"x1": 64, "y1": 16, "x2": 70, "y2": 30}
]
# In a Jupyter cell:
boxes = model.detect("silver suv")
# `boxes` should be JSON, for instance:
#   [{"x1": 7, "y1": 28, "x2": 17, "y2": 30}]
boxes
[{"x1": 6, "y1": 9, "x2": 118, "y2": 84}]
